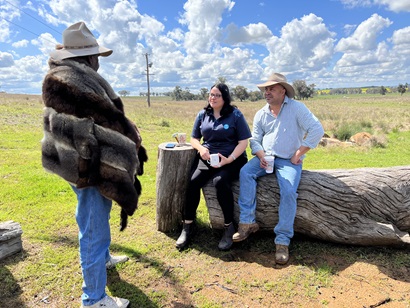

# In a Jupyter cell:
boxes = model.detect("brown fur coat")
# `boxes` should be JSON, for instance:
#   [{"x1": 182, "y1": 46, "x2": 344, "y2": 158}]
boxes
[{"x1": 41, "y1": 58, "x2": 147, "y2": 230}]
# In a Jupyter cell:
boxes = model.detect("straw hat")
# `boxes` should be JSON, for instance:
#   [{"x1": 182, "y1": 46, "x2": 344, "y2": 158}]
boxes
[
  {"x1": 50, "y1": 21, "x2": 112, "y2": 60},
  {"x1": 257, "y1": 73, "x2": 295, "y2": 98}
]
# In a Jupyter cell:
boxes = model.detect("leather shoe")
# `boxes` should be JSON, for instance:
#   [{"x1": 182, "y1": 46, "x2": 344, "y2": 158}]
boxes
[
  {"x1": 232, "y1": 222, "x2": 259, "y2": 242},
  {"x1": 275, "y1": 244, "x2": 289, "y2": 265}
]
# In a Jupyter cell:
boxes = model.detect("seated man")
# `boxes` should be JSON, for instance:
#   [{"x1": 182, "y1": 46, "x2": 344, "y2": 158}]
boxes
[{"x1": 232, "y1": 73, "x2": 324, "y2": 265}]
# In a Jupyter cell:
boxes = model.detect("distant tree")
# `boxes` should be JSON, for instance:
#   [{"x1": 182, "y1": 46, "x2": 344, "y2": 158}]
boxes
[
  {"x1": 181, "y1": 87, "x2": 195, "y2": 100},
  {"x1": 200, "y1": 88, "x2": 208, "y2": 100},
  {"x1": 293, "y1": 80, "x2": 315, "y2": 100},
  {"x1": 380, "y1": 86, "x2": 387, "y2": 95},
  {"x1": 216, "y1": 76, "x2": 227, "y2": 85},
  {"x1": 171, "y1": 86, "x2": 183, "y2": 101},
  {"x1": 118, "y1": 90, "x2": 130, "y2": 97},
  {"x1": 232, "y1": 85, "x2": 249, "y2": 102},
  {"x1": 248, "y1": 90, "x2": 263, "y2": 102},
  {"x1": 398, "y1": 83, "x2": 407, "y2": 96}
]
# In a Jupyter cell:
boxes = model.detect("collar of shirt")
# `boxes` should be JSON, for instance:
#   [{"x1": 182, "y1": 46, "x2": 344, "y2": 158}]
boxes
[{"x1": 262, "y1": 95, "x2": 290, "y2": 116}]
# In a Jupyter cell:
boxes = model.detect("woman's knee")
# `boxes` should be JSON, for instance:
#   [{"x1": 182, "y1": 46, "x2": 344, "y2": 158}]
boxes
[{"x1": 213, "y1": 175, "x2": 230, "y2": 190}]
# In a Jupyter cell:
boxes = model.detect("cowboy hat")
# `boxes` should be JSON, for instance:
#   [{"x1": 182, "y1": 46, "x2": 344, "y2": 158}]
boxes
[
  {"x1": 50, "y1": 21, "x2": 112, "y2": 60},
  {"x1": 257, "y1": 73, "x2": 295, "y2": 98}
]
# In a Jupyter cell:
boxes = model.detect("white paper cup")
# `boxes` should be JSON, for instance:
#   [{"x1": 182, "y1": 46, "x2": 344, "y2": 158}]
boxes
[
  {"x1": 209, "y1": 154, "x2": 219, "y2": 166},
  {"x1": 265, "y1": 155, "x2": 275, "y2": 173}
]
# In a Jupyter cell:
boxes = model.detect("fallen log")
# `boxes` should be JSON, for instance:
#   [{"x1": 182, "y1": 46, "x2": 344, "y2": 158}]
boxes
[
  {"x1": 0, "y1": 221, "x2": 23, "y2": 260},
  {"x1": 202, "y1": 165, "x2": 410, "y2": 247}
]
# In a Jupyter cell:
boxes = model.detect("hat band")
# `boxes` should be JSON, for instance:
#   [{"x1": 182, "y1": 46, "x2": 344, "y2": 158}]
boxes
[{"x1": 63, "y1": 43, "x2": 99, "y2": 49}]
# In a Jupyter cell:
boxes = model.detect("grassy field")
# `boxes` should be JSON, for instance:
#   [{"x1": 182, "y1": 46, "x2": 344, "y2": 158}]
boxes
[{"x1": 0, "y1": 93, "x2": 409, "y2": 307}]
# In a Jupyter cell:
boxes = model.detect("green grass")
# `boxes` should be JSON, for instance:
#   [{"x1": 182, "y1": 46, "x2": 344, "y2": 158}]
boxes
[{"x1": 0, "y1": 93, "x2": 409, "y2": 307}]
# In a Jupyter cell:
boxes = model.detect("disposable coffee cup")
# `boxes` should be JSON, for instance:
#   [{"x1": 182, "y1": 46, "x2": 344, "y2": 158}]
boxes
[
  {"x1": 209, "y1": 154, "x2": 219, "y2": 167},
  {"x1": 265, "y1": 155, "x2": 274, "y2": 173}
]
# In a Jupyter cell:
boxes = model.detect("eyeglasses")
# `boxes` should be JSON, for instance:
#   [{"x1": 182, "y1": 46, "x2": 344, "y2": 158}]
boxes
[{"x1": 209, "y1": 93, "x2": 222, "y2": 98}]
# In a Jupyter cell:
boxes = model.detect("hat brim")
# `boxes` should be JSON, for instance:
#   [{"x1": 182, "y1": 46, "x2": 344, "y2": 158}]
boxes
[
  {"x1": 50, "y1": 45, "x2": 113, "y2": 61},
  {"x1": 257, "y1": 81, "x2": 295, "y2": 98}
]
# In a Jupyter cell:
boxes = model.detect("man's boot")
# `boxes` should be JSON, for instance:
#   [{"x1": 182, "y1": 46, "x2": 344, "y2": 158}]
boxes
[{"x1": 232, "y1": 222, "x2": 259, "y2": 242}]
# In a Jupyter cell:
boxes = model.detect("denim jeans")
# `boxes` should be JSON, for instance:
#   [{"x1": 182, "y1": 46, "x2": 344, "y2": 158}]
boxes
[
  {"x1": 72, "y1": 186, "x2": 112, "y2": 306},
  {"x1": 238, "y1": 156, "x2": 302, "y2": 246}
]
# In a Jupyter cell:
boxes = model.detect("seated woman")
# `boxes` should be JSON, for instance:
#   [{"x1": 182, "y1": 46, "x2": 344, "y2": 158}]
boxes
[{"x1": 176, "y1": 83, "x2": 251, "y2": 251}]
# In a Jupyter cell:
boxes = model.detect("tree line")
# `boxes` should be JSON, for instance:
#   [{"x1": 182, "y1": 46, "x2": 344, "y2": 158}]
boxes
[{"x1": 119, "y1": 78, "x2": 408, "y2": 101}]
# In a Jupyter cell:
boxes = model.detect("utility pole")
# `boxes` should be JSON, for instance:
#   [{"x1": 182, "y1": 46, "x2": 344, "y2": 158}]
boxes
[{"x1": 144, "y1": 53, "x2": 153, "y2": 107}]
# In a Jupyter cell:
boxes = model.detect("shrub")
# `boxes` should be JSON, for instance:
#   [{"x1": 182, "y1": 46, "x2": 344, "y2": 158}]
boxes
[
  {"x1": 368, "y1": 135, "x2": 387, "y2": 148},
  {"x1": 333, "y1": 122, "x2": 358, "y2": 141},
  {"x1": 160, "y1": 120, "x2": 170, "y2": 127}
]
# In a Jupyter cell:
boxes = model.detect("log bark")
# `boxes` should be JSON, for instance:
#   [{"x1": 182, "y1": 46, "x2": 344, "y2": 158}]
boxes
[
  {"x1": 156, "y1": 142, "x2": 196, "y2": 232},
  {"x1": 202, "y1": 165, "x2": 410, "y2": 247},
  {"x1": 0, "y1": 221, "x2": 23, "y2": 260}
]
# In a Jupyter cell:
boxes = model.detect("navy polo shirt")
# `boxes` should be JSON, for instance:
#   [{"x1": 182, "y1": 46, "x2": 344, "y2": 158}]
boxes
[{"x1": 191, "y1": 108, "x2": 252, "y2": 157}]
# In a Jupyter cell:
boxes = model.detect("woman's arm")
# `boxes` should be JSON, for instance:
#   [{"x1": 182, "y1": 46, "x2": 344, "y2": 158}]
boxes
[
  {"x1": 190, "y1": 137, "x2": 210, "y2": 161},
  {"x1": 219, "y1": 139, "x2": 248, "y2": 167}
]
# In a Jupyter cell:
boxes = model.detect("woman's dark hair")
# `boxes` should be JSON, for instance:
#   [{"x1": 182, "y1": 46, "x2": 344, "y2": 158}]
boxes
[{"x1": 204, "y1": 83, "x2": 236, "y2": 116}]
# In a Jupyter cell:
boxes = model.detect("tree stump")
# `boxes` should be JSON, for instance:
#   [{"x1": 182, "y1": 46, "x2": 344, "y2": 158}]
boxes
[
  {"x1": 0, "y1": 221, "x2": 23, "y2": 260},
  {"x1": 156, "y1": 142, "x2": 197, "y2": 232},
  {"x1": 202, "y1": 165, "x2": 410, "y2": 247}
]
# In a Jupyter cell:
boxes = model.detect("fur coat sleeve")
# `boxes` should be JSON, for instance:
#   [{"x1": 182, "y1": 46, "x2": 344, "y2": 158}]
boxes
[{"x1": 41, "y1": 58, "x2": 147, "y2": 227}]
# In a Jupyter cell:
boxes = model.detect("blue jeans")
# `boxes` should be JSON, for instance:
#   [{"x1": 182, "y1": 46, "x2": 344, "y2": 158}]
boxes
[
  {"x1": 72, "y1": 186, "x2": 112, "y2": 306},
  {"x1": 238, "y1": 156, "x2": 302, "y2": 246}
]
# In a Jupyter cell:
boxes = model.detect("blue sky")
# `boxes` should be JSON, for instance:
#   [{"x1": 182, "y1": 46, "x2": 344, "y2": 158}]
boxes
[{"x1": 0, "y1": 0, "x2": 409, "y2": 95}]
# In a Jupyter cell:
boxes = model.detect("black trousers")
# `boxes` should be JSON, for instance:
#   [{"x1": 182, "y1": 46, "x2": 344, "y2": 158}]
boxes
[{"x1": 183, "y1": 154, "x2": 247, "y2": 224}]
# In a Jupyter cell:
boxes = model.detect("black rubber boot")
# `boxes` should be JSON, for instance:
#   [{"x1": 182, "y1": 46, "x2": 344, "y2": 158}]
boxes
[
  {"x1": 218, "y1": 223, "x2": 236, "y2": 251},
  {"x1": 176, "y1": 222, "x2": 195, "y2": 250}
]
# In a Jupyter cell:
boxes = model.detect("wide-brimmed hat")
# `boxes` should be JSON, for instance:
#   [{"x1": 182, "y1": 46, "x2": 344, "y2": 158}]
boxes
[
  {"x1": 257, "y1": 73, "x2": 295, "y2": 98},
  {"x1": 50, "y1": 21, "x2": 112, "y2": 60}
]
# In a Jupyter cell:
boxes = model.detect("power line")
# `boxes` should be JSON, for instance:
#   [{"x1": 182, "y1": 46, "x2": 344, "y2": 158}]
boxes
[
  {"x1": 3, "y1": 0, "x2": 61, "y2": 35},
  {"x1": 1, "y1": 17, "x2": 57, "y2": 45}
]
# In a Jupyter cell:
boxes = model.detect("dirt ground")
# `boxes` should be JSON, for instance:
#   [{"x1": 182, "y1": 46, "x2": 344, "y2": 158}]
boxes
[
  {"x1": 2, "y1": 228, "x2": 409, "y2": 308},
  {"x1": 115, "y1": 229, "x2": 410, "y2": 308}
]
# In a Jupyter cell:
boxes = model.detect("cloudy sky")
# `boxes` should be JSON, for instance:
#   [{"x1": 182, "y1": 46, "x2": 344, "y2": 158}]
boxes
[{"x1": 0, "y1": 0, "x2": 410, "y2": 95}]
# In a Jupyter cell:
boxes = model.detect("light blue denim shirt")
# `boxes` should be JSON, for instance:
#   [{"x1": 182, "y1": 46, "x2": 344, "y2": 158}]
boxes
[{"x1": 250, "y1": 96, "x2": 324, "y2": 159}]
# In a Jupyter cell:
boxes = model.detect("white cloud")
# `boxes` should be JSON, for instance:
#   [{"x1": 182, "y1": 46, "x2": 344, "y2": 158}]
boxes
[
  {"x1": 391, "y1": 27, "x2": 410, "y2": 63},
  {"x1": 0, "y1": 20, "x2": 12, "y2": 42},
  {"x1": 12, "y1": 39, "x2": 29, "y2": 48},
  {"x1": 262, "y1": 14, "x2": 336, "y2": 75},
  {"x1": 391, "y1": 26, "x2": 410, "y2": 54},
  {"x1": 167, "y1": 28, "x2": 184, "y2": 41},
  {"x1": 0, "y1": 55, "x2": 45, "y2": 93},
  {"x1": 340, "y1": 0, "x2": 372, "y2": 9},
  {"x1": 1, "y1": 0, "x2": 409, "y2": 94},
  {"x1": 31, "y1": 33, "x2": 57, "y2": 57},
  {"x1": 179, "y1": 0, "x2": 235, "y2": 54},
  {"x1": 333, "y1": 16, "x2": 410, "y2": 84},
  {"x1": 0, "y1": 51, "x2": 14, "y2": 67},
  {"x1": 224, "y1": 22, "x2": 272, "y2": 45},
  {"x1": 335, "y1": 14, "x2": 392, "y2": 52},
  {"x1": 0, "y1": 0, "x2": 21, "y2": 42},
  {"x1": 343, "y1": 24, "x2": 357, "y2": 36},
  {"x1": 373, "y1": 0, "x2": 410, "y2": 12},
  {"x1": 340, "y1": 0, "x2": 410, "y2": 12}
]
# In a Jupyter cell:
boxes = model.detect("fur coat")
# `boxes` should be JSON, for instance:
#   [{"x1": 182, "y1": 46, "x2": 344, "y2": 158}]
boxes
[{"x1": 41, "y1": 58, "x2": 147, "y2": 229}]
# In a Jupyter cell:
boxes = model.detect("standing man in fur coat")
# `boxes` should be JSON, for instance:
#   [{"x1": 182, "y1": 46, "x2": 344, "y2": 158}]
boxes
[{"x1": 41, "y1": 21, "x2": 147, "y2": 308}]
